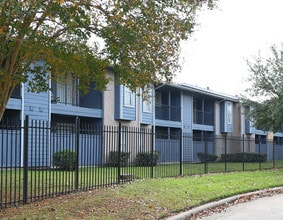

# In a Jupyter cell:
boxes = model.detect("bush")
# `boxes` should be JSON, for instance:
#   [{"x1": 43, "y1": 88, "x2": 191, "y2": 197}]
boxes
[
  {"x1": 220, "y1": 153, "x2": 267, "y2": 163},
  {"x1": 53, "y1": 150, "x2": 77, "y2": 171},
  {"x1": 135, "y1": 151, "x2": 160, "y2": 167},
  {"x1": 108, "y1": 151, "x2": 130, "y2": 167},
  {"x1": 197, "y1": 152, "x2": 218, "y2": 163}
]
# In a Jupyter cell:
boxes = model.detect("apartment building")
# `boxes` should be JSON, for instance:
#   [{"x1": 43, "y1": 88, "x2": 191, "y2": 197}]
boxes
[{"x1": 2, "y1": 68, "x2": 283, "y2": 165}]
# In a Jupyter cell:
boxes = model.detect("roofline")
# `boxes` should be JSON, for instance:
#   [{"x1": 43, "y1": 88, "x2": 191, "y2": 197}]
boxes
[{"x1": 156, "y1": 83, "x2": 239, "y2": 102}]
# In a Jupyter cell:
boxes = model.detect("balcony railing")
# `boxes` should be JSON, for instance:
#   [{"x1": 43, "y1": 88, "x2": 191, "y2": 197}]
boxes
[
  {"x1": 155, "y1": 105, "x2": 181, "y2": 121},
  {"x1": 52, "y1": 83, "x2": 102, "y2": 109},
  {"x1": 193, "y1": 110, "x2": 214, "y2": 126}
]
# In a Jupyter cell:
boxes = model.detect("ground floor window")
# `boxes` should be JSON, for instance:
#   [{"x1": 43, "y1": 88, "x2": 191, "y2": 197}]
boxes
[
  {"x1": 155, "y1": 126, "x2": 181, "y2": 140},
  {"x1": 193, "y1": 130, "x2": 214, "y2": 142},
  {"x1": 0, "y1": 109, "x2": 21, "y2": 126}
]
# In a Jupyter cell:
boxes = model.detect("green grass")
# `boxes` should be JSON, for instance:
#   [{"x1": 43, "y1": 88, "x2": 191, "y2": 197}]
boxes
[
  {"x1": 1, "y1": 161, "x2": 283, "y2": 209},
  {"x1": 1, "y1": 169, "x2": 283, "y2": 220}
]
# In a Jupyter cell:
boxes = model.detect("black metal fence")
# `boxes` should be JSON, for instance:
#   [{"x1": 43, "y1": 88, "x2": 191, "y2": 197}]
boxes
[{"x1": 1, "y1": 117, "x2": 283, "y2": 208}]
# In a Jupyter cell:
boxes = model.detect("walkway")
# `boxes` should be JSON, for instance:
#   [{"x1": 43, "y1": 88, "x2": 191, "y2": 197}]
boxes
[
  {"x1": 196, "y1": 193, "x2": 283, "y2": 220},
  {"x1": 167, "y1": 187, "x2": 283, "y2": 220}
]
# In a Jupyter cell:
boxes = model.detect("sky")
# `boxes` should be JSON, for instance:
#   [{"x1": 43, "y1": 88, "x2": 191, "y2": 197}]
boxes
[{"x1": 177, "y1": 0, "x2": 283, "y2": 97}]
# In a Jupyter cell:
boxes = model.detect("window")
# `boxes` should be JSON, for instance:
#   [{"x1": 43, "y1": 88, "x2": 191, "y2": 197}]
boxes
[
  {"x1": 142, "y1": 89, "x2": 152, "y2": 113},
  {"x1": 124, "y1": 87, "x2": 135, "y2": 107},
  {"x1": 170, "y1": 128, "x2": 181, "y2": 140},
  {"x1": 156, "y1": 127, "x2": 168, "y2": 139},
  {"x1": 155, "y1": 92, "x2": 162, "y2": 106},
  {"x1": 227, "y1": 102, "x2": 232, "y2": 124},
  {"x1": 255, "y1": 135, "x2": 267, "y2": 144},
  {"x1": 56, "y1": 74, "x2": 77, "y2": 105}
]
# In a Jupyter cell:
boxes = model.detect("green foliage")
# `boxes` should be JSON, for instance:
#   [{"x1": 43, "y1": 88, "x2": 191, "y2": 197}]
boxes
[
  {"x1": 242, "y1": 45, "x2": 283, "y2": 132},
  {"x1": 108, "y1": 151, "x2": 130, "y2": 167},
  {"x1": 53, "y1": 150, "x2": 77, "y2": 171},
  {"x1": 0, "y1": 0, "x2": 216, "y2": 121},
  {"x1": 220, "y1": 153, "x2": 267, "y2": 163},
  {"x1": 134, "y1": 151, "x2": 160, "y2": 167},
  {"x1": 197, "y1": 152, "x2": 218, "y2": 163}
]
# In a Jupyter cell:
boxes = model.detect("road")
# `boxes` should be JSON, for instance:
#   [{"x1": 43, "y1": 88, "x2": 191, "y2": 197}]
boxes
[{"x1": 196, "y1": 193, "x2": 283, "y2": 220}]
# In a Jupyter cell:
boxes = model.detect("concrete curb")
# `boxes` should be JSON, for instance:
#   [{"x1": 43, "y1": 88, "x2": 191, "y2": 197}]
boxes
[{"x1": 167, "y1": 187, "x2": 283, "y2": 220}]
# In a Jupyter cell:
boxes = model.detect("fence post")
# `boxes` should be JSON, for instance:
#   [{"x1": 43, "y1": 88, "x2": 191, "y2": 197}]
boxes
[
  {"x1": 259, "y1": 138, "x2": 262, "y2": 170},
  {"x1": 242, "y1": 134, "x2": 245, "y2": 171},
  {"x1": 179, "y1": 129, "x2": 183, "y2": 176},
  {"x1": 117, "y1": 122, "x2": 121, "y2": 184},
  {"x1": 23, "y1": 115, "x2": 29, "y2": 204},
  {"x1": 224, "y1": 133, "x2": 227, "y2": 172},
  {"x1": 204, "y1": 132, "x2": 208, "y2": 174},
  {"x1": 150, "y1": 126, "x2": 154, "y2": 179},
  {"x1": 75, "y1": 116, "x2": 80, "y2": 191},
  {"x1": 273, "y1": 140, "x2": 275, "y2": 168}
]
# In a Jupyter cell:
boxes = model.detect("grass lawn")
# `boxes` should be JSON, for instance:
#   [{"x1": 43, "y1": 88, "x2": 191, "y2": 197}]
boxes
[{"x1": 1, "y1": 169, "x2": 283, "y2": 220}]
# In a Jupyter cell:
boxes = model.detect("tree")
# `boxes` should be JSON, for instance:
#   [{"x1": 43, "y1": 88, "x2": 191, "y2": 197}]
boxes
[
  {"x1": 242, "y1": 45, "x2": 283, "y2": 132},
  {"x1": 0, "y1": 0, "x2": 216, "y2": 121}
]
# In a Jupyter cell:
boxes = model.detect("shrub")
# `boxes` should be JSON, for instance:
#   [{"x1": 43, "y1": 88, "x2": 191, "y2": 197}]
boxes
[
  {"x1": 220, "y1": 153, "x2": 267, "y2": 162},
  {"x1": 108, "y1": 151, "x2": 130, "y2": 167},
  {"x1": 135, "y1": 151, "x2": 160, "y2": 166},
  {"x1": 53, "y1": 150, "x2": 77, "y2": 171},
  {"x1": 197, "y1": 152, "x2": 218, "y2": 163}
]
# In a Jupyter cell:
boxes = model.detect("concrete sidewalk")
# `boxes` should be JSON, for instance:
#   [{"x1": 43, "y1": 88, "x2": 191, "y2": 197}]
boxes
[
  {"x1": 196, "y1": 193, "x2": 283, "y2": 220},
  {"x1": 168, "y1": 187, "x2": 283, "y2": 220}
]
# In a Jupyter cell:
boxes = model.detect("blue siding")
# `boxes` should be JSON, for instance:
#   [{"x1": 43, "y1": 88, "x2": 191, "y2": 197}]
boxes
[
  {"x1": 114, "y1": 83, "x2": 121, "y2": 119},
  {"x1": 274, "y1": 145, "x2": 283, "y2": 160},
  {"x1": 141, "y1": 112, "x2": 153, "y2": 124},
  {"x1": 182, "y1": 94, "x2": 193, "y2": 162},
  {"x1": 155, "y1": 119, "x2": 182, "y2": 128},
  {"x1": 182, "y1": 94, "x2": 192, "y2": 133},
  {"x1": 24, "y1": 87, "x2": 49, "y2": 121},
  {"x1": 114, "y1": 85, "x2": 136, "y2": 121},
  {"x1": 156, "y1": 139, "x2": 180, "y2": 163},
  {"x1": 274, "y1": 132, "x2": 283, "y2": 137},
  {"x1": 192, "y1": 124, "x2": 214, "y2": 131},
  {"x1": 183, "y1": 133, "x2": 193, "y2": 162},
  {"x1": 220, "y1": 101, "x2": 233, "y2": 133},
  {"x1": 51, "y1": 104, "x2": 103, "y2": 118},
  {"x1": 24, "y1": 62, "x2": 50, "y2": 121},
  {"x1": 50, "y1": 133, "x2": 102, "y2": 166},
  {"x1": 6, "y1": 98, "x2": 22, "y2": 110},
  {"x1": 0, "y1": 129, "x2": 21, "y2": 167},
  {"x1": 193, "y1": 141, "x2": 214, "y2": 162},
  {"x1": 122, "y1": 106, "x2": 136, "y2": 120}
]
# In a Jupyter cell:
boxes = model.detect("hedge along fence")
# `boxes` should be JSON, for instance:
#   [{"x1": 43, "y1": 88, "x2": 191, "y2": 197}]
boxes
[
  {"x1": 197, "y1": 152, "x2": 218, "y2": 163},
  {"x1": 53, "y1": 150, "x2": 77, "y2": 171},
  {"x1": 134, "y1": 151, "x2": 160, "y2": 167},
  {"x1": 220, "y1": 152, "x2": 267, "y2": 163}
]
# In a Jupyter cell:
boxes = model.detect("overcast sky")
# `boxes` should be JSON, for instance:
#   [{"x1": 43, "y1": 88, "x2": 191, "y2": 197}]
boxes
[{"x1": 177, "y1": 0, "x2": 283, "y2": 96}]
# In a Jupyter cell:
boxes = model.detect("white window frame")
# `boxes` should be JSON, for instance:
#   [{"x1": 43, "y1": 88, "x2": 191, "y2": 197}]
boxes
[
  {"x1": 57, "y1": 74, "x2": 77, "y2": 105},
  {"x1": 124, "y1": 86, "x2": 135, "y2": 107}
]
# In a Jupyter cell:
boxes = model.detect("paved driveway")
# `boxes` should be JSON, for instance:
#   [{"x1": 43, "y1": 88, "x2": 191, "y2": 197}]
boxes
[
  {"x1": 168, "y1": 188, "x2": 283, "y2": 220},
  {"x1": 197, "y1": 193, "x2": 283, "y2": 220}
]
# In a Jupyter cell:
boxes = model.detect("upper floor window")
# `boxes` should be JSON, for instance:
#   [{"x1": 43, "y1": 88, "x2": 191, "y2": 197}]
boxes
[
  {"x1": 124, "y1": 86, "x2": 135, "y2": 107},
  {"x1": 227, "y1": 102, "x2": 232, "y2": 124},
  {"x1": 142, "y1": 89, "x2": 152, "y2": 113},
  {"x1": 155, "y1": 92, "x2": 162, "y2": 106},
  {"x1": 54, "y1": 74, "x2": 77, "y2": 105}
]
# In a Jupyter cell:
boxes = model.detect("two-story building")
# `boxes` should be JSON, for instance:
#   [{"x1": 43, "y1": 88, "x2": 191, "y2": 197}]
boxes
[{"x1": 2, "y1": 67, "x2": 283, "y2": 167}]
